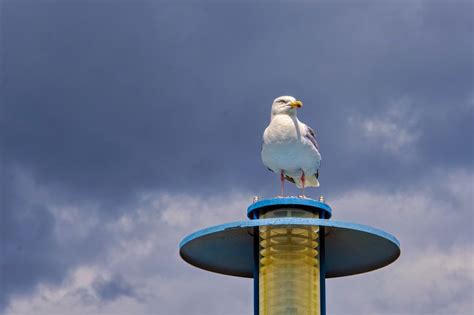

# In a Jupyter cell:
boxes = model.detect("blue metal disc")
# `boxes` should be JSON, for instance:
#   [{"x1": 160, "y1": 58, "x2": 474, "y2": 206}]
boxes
[{"x1": 180, "y1": 218, "x2": 400, "y2": 278}]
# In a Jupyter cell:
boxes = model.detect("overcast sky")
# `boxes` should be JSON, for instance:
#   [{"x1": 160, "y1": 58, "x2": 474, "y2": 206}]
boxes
[{"x1": 1, "y1": 0, "x2": 473, "y2": 314}]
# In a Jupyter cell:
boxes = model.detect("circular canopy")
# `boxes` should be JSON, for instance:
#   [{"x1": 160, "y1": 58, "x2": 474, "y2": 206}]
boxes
[{"x1": 180, "y1": 218, "x2": 400, "y2": 278}]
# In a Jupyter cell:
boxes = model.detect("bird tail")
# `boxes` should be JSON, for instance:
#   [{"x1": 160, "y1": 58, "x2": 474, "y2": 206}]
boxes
[{"x1": 295, "y1": 174, "x2": 320, "y2": 188}]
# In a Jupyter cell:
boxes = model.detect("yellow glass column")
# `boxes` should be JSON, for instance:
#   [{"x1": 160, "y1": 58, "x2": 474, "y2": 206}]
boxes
[{"x1": 259, "y1": 209, "x2": 320, "y2": 315}]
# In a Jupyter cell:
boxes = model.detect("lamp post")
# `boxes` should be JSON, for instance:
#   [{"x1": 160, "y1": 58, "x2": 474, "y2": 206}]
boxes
[{"x1": 180, "y1": 197, "x2": 400, "y2": 315}]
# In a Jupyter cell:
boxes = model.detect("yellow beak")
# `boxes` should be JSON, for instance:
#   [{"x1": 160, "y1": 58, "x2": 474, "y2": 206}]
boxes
[{"x1": 289, "y1": 100, "x2": 303, "y2": 108}]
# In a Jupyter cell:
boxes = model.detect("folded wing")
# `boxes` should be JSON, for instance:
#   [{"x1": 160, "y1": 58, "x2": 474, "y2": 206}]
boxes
[{"x1": 303, "y1": 124, "x2": 320, "y2": 151}]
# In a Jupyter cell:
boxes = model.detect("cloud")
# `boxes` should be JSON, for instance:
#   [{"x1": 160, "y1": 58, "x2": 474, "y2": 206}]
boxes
[
  {"x1": 328, "y1": 244, "x2": 474, "y2": 315},
  {"x1": 327, "y1": 170, "x2": 474, "y2": 314},
  {"x1": 5, "y1": 170, "x2": 473, "y2": 314},
  {"x1": 349, "y1": 98, "x2": 420, "y2": 156},
  {"x1": 4, "y1": 190, "x2": 254, "y2": 315},
  {"x1": 0, "y1": 169, "x2": 69, "y2": 311},
  {"x1": 92, "y1": 275, "x2": 137, "y2": 303},
  {"x1": 2, "y1": 0, "x2": 473, "y2": 200},
  {"x1": 4, "y1": 267, "x2": 144, "y2": 315}
]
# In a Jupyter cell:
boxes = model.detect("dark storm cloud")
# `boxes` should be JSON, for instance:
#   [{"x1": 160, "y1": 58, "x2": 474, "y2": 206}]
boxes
[
  {"x1": 0, "y1": 168, "x2": 111, "y2": 311},
  {"x1": 0, "y1": 170, "x2": 63, "y2": 310},
  {"x1": 2, "y1": 0, "x2": 472, "y2": 201},
  {"x1": 1, "y1": 0, "x2": 473, "y2": 313}
]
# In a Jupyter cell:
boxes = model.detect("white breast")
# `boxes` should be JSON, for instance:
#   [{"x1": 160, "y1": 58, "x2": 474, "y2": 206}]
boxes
[{"x1": 261, "y1": 115, "x2": 321, "y2": 177}]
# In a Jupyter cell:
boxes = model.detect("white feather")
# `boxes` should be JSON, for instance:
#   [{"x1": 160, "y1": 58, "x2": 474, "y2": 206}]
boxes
[{"x1": 261, "y1": 96, "x2": 321, "y2": 188}]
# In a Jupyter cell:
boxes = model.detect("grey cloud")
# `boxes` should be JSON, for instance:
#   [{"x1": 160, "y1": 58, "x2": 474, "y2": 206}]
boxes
[
  {"x1": 0, "y1": 168, "x2": 111, "y2": 313},
  {"x1": 2, "y1": 0, "x2": 472, "y2": 202},
  {"x1": 92, "y1": 275, "x2": 136, "y2": 302},
  {"x1": 1, "y1": 171, "x2": 65, "y2": 310},
  {"x1": 4, "y1": 176, "x2": 473, "y2": 314},
  {"x1": 4, "y1": 191, "x2": 255, "y2": 314}
]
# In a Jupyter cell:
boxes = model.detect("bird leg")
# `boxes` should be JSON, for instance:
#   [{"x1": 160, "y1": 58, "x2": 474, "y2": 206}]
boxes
[
  {"x1": 300, "y1": 171, "x2": 306, "y2": 198},
  {"x1": 280, "y1": 170, "x2": 285, "y2": 197}
]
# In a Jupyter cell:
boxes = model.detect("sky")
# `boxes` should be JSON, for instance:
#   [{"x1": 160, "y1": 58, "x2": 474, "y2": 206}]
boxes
[{"x1": 1, "y1": 0, "x2": 473, "y2": 314}]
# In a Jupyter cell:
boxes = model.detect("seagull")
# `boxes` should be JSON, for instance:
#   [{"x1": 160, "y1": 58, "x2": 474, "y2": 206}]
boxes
[{"x1": 261, "y1": 96, "x2": 321, "y2": 197}]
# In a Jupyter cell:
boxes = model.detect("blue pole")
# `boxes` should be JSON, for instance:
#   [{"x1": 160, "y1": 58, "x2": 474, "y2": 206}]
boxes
[
  {"x1": 320, "y1": 226, "x2": 326, "y2": 315},
  {"x1": 319, "y1": 210, "x2": 326, "y2": 315},
  {"x1": 253, "y1": 224, "x2": 259, "y2": 315}
]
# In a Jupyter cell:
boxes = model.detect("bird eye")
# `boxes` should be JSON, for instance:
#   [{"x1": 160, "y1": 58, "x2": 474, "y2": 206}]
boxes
[{"x1": 279, "y1": 99, "x2": 287, "y2": 103}]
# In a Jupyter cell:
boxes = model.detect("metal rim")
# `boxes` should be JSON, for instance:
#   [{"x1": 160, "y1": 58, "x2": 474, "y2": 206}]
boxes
[
  {"x1": 247, "y1": 197, "x2": 332, "y2": 219},
  {"x1": 180, "y1": 218, "x2": 400, "y2": 278}
]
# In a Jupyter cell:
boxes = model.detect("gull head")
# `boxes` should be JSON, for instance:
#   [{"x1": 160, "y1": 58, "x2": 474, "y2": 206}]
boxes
[{"x1": 271, "y1": 96, "x2": 303, "y2": 117}]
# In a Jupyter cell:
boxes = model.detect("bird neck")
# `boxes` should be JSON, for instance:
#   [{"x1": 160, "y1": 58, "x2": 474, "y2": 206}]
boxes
[{"x1": 271, "y1": 112, "x2": 298, "y2": 121}]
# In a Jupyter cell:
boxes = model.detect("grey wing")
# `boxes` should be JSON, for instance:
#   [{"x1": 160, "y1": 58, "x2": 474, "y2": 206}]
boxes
[
  {"x1": 304, "y1": 124, "x2": 320, "y2": 151},
  {"x1": 304, "y1": 124, "x2": 321, "y2": 179}
]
